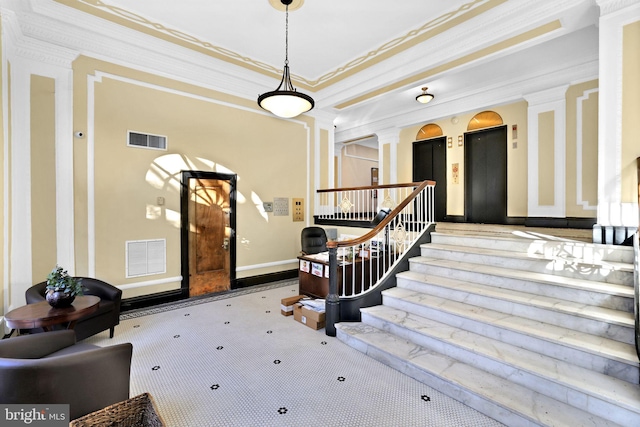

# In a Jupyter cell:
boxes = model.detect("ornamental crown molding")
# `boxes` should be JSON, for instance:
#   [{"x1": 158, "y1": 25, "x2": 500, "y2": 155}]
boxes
[
  {"x1": 523, "y1": 85, "x2": 570, "y2": 106},
  {"x1": 596, "y1": 0, "x2": 640, "y2": 15},
  {"x1": 1, "y1": 8, "x2": 77, "y2": 69}
]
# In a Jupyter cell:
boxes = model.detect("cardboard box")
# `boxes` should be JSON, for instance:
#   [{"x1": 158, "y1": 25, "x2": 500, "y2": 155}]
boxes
[
  {"x1": 280, "y1": 295, "x2": 306, "y2": 316},
  {"x1": 293, "y1": 303, "x2": 326, "y2": 330}
]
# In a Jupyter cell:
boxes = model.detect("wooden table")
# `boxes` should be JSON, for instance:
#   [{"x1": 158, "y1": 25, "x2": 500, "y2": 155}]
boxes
[{"x1": 4, "y1": 295, "x2": 100, "y2": 334}]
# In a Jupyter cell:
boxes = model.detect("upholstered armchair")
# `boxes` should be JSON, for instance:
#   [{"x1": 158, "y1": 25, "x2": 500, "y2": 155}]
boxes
[
  {"x1": 25, "y1": 277, "x2": 122, "y2": 340},
  {"x1": 0, "y1": 330, "x2": 132, "y2": 420},
  {"x1": 301, "y1": 227, "x2": 328, "y2": 255}
]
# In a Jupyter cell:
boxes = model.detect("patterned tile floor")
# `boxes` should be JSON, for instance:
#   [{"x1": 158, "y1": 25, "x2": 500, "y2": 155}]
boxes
[{"x1": 85, "y1": 280, "x2": 506, "y2": 427}]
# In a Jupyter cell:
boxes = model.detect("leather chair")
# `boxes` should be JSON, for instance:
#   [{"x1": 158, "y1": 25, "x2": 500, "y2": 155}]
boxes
[
  {"x1": 301, "y1": 227, "x2": 328, "y2": 255},
  {"x1": 0, "y1": 330, "x2": 132, "y2": 420},
  {"x1": 25, "y1": 277, "x2": 122, "y2": 341}
]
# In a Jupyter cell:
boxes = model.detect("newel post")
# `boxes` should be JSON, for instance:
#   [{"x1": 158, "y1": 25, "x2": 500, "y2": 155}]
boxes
[{"x1": 325, "y1": 241, "x2": 339, "y2": 336}]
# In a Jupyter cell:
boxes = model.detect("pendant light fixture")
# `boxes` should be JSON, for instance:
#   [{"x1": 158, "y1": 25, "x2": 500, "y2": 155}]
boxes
[
  {"x1": 416, "y1": 87, "x2": 434, "y2": 104},
  {"x1": 258, "y1": 0, "x2": 314, "y2": 118}
]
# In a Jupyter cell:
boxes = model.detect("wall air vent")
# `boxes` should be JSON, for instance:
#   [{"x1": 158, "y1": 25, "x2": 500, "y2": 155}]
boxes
[
  {"x1": 126, "y1": 239, "x2": 166, "y2": 278},
  {"x1": 128, "y1": 131, "x2": 167, "y2": 150}
]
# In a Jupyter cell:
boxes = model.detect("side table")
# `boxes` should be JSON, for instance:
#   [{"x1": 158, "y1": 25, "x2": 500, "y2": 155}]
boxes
[{"x1": 4, "y1": 295, "x2": 100, "y2": 337}]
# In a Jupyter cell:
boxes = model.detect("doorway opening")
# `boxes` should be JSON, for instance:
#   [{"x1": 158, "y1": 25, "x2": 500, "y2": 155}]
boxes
[
  {"x1": 181, "y1": 171, "x2": 237, "y2": 297},
  {"x1": 464, "y1": 126, "x2": 507, "y2": 224}
]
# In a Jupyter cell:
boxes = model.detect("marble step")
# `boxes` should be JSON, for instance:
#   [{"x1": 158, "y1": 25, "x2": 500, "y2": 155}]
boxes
[
  {"x1": 430, "y1": 232, "x2": 635, "y2": 264},
  {"x1": 419, "y1": 243, "x2": 634, "y2": 286},
  {"x1": 335, "y1": 322, "x2": 625, "y2": 427},
  {"x1": 407, "y1": 256, "x2": 634, "y2": 312},
  {"x1": 394, "y1": 272, "x2": 639, "y2": 382},
  {"x1": 357, "y1": 306, "x2": 640, "y2": 426}
]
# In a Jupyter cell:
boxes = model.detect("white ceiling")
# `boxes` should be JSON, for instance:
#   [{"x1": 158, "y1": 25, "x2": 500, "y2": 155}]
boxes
[{"x1": 9, "y1": 0, "x2": 601, "y2": 142}]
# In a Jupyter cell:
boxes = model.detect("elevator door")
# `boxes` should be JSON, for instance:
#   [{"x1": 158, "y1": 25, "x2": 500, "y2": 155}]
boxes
[
  {"x1": 464, "y1": 126, "x2": 507, "y2": 224},
  {"x1": 413, "y1": 137, "x2": 447, "y2": 221}
]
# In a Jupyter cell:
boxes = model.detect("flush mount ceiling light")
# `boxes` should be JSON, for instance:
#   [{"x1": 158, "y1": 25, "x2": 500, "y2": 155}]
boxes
[
  {"x1": 416, "y1": 87, "x2": 435, "y2": 104},
  {"x1": 258, "y1": 0, "x2": 314, "y2": 118}
]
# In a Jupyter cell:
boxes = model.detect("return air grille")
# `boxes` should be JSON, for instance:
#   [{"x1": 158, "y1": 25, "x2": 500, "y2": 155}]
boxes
[
  {"x1": 128, "y1": 131, "x2": 167, "y2": 150},
  {"x1": 126, "y1": 239, "x2": 166, "y2": 278}
]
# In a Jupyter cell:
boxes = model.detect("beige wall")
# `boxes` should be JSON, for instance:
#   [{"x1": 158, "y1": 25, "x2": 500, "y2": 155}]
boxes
[
  {"x1": 538, "y1": 111, "x2": 555, "y2": 206},
  {"x1": 398, "y1": 101, "x2": 529, "y2": 217},
  {"x1": 71, "y1": 56, "x2": 314, "y2": 297},
  {"x1": 395, "y1": 84, "x2": 601, "y2": 221},
  {"x1": 340, "y1": 143, "x2": 378, "y2": 187},
  {"x1": 30, "y1": 76, "x2": 58, "y2": 282},
  {"x1": 622, "y1": 20, "x2": 640, "y2": 204}
]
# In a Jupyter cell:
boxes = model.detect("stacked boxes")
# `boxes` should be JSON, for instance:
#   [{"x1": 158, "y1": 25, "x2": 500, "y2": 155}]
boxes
[
  {"x1": 281, "y1": 295, "x2": 326, "y2": 330},
  {"x1": 293, "y1": 301, "x2": 326, "y2": 330},
  {"x1": 280, "y1": 295, "x2": 305, "y2": 316}
]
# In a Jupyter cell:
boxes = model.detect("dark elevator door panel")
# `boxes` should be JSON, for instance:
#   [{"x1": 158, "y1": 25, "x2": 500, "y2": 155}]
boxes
[
  {"x1": 464, "y1": 126, "x2": 507, "y2": 224},
  {"x1": 413, "y1": 137, "x2": 446, "y2": 221}
]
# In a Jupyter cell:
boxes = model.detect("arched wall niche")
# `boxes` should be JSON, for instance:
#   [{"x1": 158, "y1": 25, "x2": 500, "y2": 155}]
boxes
[
  {"x1": 415, "y1": 123, "x2": 443, "y2": 140},
  {"x1": 467, "y1": 111, "x2": 503, "y2": 131}
]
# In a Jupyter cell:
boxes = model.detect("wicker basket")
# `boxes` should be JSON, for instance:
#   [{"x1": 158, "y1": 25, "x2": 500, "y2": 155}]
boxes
[{"x1": 70, "y1": 393, "x2": 164, "y2": 427}]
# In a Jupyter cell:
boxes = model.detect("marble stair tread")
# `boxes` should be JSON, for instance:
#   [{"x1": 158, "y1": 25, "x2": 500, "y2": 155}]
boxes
[
  {"x1": 360, "y1": 304, "x2": 640, "y2": 417},
  {"x1": 430, "y1": 232, "x2": 635, "y2": 263},
  {"x1": 409, "y1": 257, "x2": 634, "y2": 297},
  {"x1": 335, "y1": 323, "x2": 623, "y2": 427},
  {"x1": 384, "y1": 282, "x2": 638, "y2": 367},
  {"x1": 420, "y1": 243, "x2": 634, "y2": 273},
  {"x1": 395, "y1": 270, "x2": 634, "y2": 328}
]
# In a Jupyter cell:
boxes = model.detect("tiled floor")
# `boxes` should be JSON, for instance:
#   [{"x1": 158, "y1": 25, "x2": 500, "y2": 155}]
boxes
[{"x1": 85, "y1": 280, "x2": 506, "y2": 427}]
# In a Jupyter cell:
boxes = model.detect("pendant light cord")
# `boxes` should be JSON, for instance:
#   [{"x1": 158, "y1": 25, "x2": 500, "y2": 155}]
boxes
[{"x1": 284, "y1": 4, "x2": 289, "y2": 66}]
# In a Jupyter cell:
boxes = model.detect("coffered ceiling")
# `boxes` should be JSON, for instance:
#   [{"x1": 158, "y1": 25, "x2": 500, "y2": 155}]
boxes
[{"x1": 6, "y1": 0, "x2": 600, "y2": 141}]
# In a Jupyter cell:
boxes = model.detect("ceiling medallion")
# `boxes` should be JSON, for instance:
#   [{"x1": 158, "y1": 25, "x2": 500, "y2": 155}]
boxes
[{"x1": 268, "y1": 0, "x2": 304, "y2": 12}]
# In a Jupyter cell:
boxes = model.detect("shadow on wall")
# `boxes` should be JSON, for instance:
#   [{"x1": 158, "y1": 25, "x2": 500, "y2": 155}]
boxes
[{"x1": 144, "y1": 153, "x2": 271, "y2": 225}]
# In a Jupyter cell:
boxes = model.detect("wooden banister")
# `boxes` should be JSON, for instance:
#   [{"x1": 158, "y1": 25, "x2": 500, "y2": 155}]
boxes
[
  {"x1": 327, "y1": 181, "x2": 433, "y2": 249},
  {"x1": 317, "y1": 181, "x2": 433, "y2": 193}
]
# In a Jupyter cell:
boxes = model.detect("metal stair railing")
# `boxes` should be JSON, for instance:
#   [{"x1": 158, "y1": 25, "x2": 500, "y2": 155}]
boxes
[{"x1": 324, "y1": 180, "x2": 435, "y2": 336}]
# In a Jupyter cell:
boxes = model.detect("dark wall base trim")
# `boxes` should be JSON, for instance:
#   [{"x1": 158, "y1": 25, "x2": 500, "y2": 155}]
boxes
[
  {"x1": 438, "y1": 216, "x2": 595, "y2": 229},
  {"x1": 121, "y1": 270, "x2": 298, "y2": 312},
  {"x1": 121, "y1": 289, "x2": 188, "y2": 312},
  {"x1": 234, "y1": 270, "x2": 298, "y2": 289},
  {"x1": 525, "y1": 217, "x2": 596, "y2": 229}
]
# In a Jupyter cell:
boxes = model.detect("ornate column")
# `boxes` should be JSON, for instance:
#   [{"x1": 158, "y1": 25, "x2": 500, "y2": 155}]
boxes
[
  {"x1": 376, "y1": 127, "x2": 400, "y2": 185},
  {"x1": 595, "y1": 0, "x2": 640, "y2": 227}
]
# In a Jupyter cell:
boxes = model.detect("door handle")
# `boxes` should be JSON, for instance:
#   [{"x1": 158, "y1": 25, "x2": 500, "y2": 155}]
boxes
[{"x1": 222, "y1": 238, "x2": 230, "y2": 251}]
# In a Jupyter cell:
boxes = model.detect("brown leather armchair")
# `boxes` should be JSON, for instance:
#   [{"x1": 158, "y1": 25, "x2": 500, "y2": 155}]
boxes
[
  {"x1": 0, "y1": 330, "x2": 132, "y2": 420},
  {"x1": 25, "y1": 277, "x2": 122, "y2": 340}
]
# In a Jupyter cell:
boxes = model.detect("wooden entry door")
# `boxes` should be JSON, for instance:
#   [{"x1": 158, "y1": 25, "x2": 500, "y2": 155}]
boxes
[
  {"x1": 464, "y1": 126, "x2": 507, "y2": 224},
  {"x1": 182, "y1": 172, "x2": 236, "y2": 296},
  {"x1": 413, "y1": 137, "x2": 447, "y2": 221}
]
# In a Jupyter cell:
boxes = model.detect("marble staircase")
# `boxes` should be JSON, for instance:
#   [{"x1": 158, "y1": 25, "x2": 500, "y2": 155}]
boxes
[{"x1": 336, "y1": 229, "x2": 640, "y2": 426}]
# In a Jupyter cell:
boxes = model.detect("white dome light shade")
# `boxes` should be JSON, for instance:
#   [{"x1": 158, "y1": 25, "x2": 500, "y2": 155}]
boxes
[
  {"x1": 257, "y1": 0, "x2": 314, "y2": 119},
  {"x1": 258, "y1": 90, "x2": 314, "y2": 118},
  {"x1": 416, "y1": 87, "x2": 434, "y2": 104}
]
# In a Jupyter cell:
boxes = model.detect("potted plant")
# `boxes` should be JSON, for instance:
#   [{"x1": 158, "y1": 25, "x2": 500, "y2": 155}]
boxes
[{"x1": 45, "y1": 265, "x2": 83, "y2": 308}]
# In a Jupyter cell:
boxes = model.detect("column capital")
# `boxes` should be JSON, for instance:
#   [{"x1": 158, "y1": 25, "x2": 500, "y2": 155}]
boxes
[
  {"x1": 375, "y1": 128, "x2": 401, "y2": 145},
  {"x1": 596, "y1": 0, "x2": 640, "y2": 16}
]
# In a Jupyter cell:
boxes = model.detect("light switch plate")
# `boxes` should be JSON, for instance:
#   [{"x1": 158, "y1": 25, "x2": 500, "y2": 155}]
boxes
[
  {"x1": 292, "y1": 198, "x2": 304, "y2": 222},
  {"x1": 273, "y1": 198, "x2": 289, "y2": 216}
]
